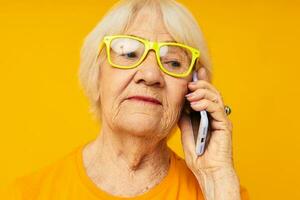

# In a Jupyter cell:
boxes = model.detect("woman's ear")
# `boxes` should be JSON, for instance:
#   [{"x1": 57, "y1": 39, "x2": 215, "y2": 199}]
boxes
[
  {"x1": 94, "y1": 74, "x2": 101, "y2": 102},
  {"x1": 89, "y1": 64, "x2": 101, "y2": 102}
]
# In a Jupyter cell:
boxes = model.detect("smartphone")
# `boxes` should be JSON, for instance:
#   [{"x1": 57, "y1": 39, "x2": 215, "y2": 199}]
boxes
[{"x1": 188, "y1": 71, "x2": 210, "y2": 156}]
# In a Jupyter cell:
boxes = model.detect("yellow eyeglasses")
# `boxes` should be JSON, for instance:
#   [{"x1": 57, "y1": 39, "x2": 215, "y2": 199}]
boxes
[{"x1": 97, "y1": 34, "x2": 201, "y2": 78}]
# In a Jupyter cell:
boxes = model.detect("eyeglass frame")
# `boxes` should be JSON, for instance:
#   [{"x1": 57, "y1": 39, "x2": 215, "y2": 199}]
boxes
[{"x1": 96, "y1": 34, "x2": 201, "y2": 78}]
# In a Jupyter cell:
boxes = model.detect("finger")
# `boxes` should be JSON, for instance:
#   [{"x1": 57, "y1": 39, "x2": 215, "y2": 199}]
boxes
[
  {"x1": 178, "y1": 111, "x2": 196, "y2": 159},
  {"x1": 188, "y1": 80, "x2": 220, "y2": 96},
  {"x1": 186, "y1": 88, "x2": 223, "y2": 106},
  {"x1": 198, "y1": 67, "x2": 209, "y2": 82},
  {"x1": 190, "y1": 99, "x2": 227, "y2": 124}
]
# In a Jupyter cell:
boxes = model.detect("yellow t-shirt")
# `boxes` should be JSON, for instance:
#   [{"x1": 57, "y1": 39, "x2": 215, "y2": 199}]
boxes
[{"x1": 1, "y1": 142, "x2": 249, "y2": 200}]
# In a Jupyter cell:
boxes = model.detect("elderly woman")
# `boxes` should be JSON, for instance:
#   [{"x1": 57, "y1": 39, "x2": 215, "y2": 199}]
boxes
[{"x1": 2, "y1": 0, "x2": 249, "y2": 199}]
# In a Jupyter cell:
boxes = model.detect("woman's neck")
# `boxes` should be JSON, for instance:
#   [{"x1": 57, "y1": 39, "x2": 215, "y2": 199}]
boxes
[{"x1": 82, "y1": 123, "x2": 171, "y2": 197}]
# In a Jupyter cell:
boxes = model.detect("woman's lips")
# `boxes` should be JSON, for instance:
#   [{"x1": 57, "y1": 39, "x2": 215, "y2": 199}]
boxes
[{"x1": 127, "y1": 96, "x2": 162, "y2": 105}]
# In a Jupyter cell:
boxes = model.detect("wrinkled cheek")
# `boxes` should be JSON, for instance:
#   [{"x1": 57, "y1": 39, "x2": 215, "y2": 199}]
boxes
[
  {"x1": 160, "y1": 102, "x2": 182, "y2": 133},
  {"x1": 100, "y1": 96, "x2": 120, "y2": 124},
  {"x1": 110, "y1": 100, "x2": 124, "y2": 122}
]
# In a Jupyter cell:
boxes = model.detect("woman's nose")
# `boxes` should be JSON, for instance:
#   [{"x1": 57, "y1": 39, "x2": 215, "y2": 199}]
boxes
[{"x1": 133, "y1": 51, "x2": 165, "y2": 87}]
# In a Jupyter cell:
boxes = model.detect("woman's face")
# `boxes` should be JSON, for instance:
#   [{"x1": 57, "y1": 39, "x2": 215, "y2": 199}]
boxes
[{"x1": 98, "y1": 7, "x2": 192, "y2": 139}]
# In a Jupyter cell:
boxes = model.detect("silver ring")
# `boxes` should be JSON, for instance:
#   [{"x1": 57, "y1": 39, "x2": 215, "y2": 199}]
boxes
[{"x1": 224, "y1": 105, "x2": 231, "y2": 115}]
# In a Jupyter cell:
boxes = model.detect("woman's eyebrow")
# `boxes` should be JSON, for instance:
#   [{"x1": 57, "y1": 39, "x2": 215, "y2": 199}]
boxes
[
  {"x1": 127, "y1": 34, "x2": 177, "y2": 43},
  {"x1": 128, "y1": 34, "x2": 143, "y2": 39},
  {"x1": 164, "y1": 40, "x2": 177, "y2": 43}
]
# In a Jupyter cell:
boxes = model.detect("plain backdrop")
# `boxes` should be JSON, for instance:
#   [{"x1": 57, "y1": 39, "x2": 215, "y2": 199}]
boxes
[{"x1": 0, "y1": 0, "x2": 299, "y2": 199}]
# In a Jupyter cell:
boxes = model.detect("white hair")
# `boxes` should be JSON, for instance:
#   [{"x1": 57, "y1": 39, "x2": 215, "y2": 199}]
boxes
[{"x1": 78, "y1": 0, "x2": 212, "y2": 120}]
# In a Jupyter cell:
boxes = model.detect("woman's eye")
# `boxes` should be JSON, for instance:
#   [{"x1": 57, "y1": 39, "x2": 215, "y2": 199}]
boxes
[
  {"x1": 165, "y1": 61, "x2": 181, "y2": 67},
  {"x1": 121, "y1": 52, "x2": 137, "y2": 58}
]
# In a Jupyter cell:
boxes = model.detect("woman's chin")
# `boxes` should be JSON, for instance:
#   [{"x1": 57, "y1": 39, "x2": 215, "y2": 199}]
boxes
[{"x1": 116, "y1": 116, "x2": 161, "y2": 136}]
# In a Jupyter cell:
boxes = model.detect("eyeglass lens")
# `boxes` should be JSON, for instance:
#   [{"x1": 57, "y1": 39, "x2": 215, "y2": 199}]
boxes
[{"x1": 109, "y1": 37, "x2": 192, "y2": 74}]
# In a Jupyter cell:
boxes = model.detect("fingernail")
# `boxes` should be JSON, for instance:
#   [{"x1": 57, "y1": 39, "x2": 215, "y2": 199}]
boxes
[
  {"x1": 190, "y1": 101, "x2": 198, "y2": 105},
  {"x1": 185, "y1": 93, "x2": 193, "y2": 97}
]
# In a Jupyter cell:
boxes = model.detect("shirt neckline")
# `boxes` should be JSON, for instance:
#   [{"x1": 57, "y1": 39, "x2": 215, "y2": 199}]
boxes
[{"x1": 75, "y1": 141, "x2": 177, "y2": 200}]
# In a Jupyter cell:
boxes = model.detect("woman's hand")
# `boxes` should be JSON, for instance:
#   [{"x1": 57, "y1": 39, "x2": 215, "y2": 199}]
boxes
[{"x1": 178, "y1": 67, "x2": 241, "y2": 200}]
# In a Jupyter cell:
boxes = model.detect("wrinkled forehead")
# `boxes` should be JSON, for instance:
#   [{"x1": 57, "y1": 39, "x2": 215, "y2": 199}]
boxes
[{"x1": 123, "y1": 5, "x2": 175, "y2": 43}]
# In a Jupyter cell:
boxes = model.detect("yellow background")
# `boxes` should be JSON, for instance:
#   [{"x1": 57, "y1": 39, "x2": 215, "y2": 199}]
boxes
[{"x1": 0, "y1": 0, "x2": 299, "y2": 199}]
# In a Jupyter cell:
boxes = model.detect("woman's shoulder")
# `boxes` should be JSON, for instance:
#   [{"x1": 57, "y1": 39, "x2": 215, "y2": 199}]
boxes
[
  {"x1": 1, "y1": 143, "x2": 84, "y2": 199},
  {"x1": 19, "y1": 145, "x2": 80, "y2": 180}
]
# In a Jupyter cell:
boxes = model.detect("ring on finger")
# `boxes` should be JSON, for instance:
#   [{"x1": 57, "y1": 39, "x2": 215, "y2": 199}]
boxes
[{"x1": 224, "y1": 105, "x2": 232, "y2": 115}]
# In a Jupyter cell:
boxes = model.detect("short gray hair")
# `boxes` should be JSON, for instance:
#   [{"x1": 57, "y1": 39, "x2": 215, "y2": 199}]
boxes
[{"x1": 78, "y1": 0, "x2": 212, "y2": 120}]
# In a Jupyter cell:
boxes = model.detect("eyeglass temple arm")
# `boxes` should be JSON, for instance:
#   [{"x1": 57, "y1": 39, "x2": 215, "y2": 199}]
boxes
[{"x1": 96, "y1": 40, "x2": 105, "y2": 59}]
